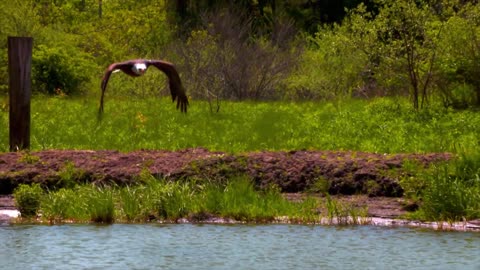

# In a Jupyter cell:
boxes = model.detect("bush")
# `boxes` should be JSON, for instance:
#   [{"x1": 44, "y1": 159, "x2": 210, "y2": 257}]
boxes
[
  {"x1": 32, "y1": 44, "x2": 96, "y2": 95},
  {"x1": 420, "y1": 164, "x2": 480, "y2": 221},
  {"x1": 405, "y1": 153, "x2": 480, "y2": 221},
  {"x1": 284, "y1": 23, "x2": 367, "y2": 100},
  {"x1": 41, "y1": 188, "x2": 83, "y2": 222},
  {"x1": 13, "y1": 184, "x2": 44, "y2": 217},
  {"x1": 435, "y1": 6, "x2": 480, "y2": 108},
  {"x1": 171, "y1": 9, "x2": 299, "y2": 102}
]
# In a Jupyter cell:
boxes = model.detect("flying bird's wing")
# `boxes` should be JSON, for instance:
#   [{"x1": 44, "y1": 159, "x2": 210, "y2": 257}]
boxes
[
  {"x1": 149, "y1": 60, "x2": 189, "y2": 113},
  {"x1": 99, "y1": 61, "x2": 133, "y2": 118}
]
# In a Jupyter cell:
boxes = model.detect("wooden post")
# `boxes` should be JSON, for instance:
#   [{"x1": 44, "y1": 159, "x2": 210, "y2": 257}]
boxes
[{"x1": 8, "y1": 36, "x2": 33, "y2": 151}]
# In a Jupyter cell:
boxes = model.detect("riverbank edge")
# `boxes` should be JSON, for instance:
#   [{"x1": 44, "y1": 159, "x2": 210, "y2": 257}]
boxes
[
  {"x1": 2, "y1": 149, "x2": 479, "y2": 231},
  {"x1": 2, "y1": 209, "x2": 480, "y2": 232}
]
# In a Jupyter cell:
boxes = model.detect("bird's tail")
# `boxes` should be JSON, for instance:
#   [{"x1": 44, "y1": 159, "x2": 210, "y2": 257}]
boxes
[
  {"x1": 97, "y1": 96, "x2": 105, "y2": 122},
  {"x1": 97, "y1": 107, "x2": 104, "y2": 122}
]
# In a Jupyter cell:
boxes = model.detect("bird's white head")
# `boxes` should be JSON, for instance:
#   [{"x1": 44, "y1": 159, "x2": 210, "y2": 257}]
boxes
[{"x1": 132, "y1": 63, "x2": 147, "y2": 75}]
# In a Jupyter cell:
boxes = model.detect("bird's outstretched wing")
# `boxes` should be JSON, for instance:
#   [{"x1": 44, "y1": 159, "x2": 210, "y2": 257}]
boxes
[
  {"x1": 148, "y1": 60, "x2": 189, "y2": 113},
  {"x1": 99, "y1": 61, "x2": 133, "y2": 118}
]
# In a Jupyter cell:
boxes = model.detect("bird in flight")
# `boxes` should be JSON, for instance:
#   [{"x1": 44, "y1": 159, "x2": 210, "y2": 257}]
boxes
[{"x1": 99, "y1": 59, "x2": 189, "y2": 117}]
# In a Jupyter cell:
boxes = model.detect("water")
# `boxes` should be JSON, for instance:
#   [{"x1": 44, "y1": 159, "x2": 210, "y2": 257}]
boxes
[{"x1": 0, "y1": 224, "x2": 478, "y2": 270}]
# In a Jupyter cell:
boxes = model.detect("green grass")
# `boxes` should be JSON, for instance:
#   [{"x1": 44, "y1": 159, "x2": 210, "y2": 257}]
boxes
[
  {"x1": 2, "y1": 95, "x2": 480, "y2": 153},
  {"x1": 41, "y1": 188, "x2": 86, "y2": 222},
  {"x1": 14, "y1": 175, "x2": 337, "y2": 224},
  {"x1": 403, "y1": 152, "x2": 480, "y2": 222},
  {"x1": 5, "y1": 95, "x2": 480, "y2": 222}
]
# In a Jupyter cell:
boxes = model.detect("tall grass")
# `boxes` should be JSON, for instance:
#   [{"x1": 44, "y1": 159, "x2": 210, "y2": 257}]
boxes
[
  {"x1": 40, "y1": 185, "x2": 114, "y2": 223},
  {"x1": 406, "y1": 152, "x2": 480, "y2": 221},
  {"x1": 41, "y1": 188, "x2": 83, "y2": 222},
  {"x1": 14, "y1": 175, "x2": 334, "y2": 224},
  {"x1": 325, "y1": 194, "x2": 369, "y2": 225},
  {"x1": 86, "y1": 186, "x2": 115, "y2": 223},
  {"x1": 1, "y1": 96, "x2": 479, "y2": 154}
]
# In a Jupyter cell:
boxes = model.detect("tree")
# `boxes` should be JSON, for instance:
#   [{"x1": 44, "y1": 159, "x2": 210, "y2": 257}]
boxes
[
  {"x1": 436, "y1": 3, "x2": 480, "y2": 107},
  {"x1": 171, "y1": 9, "x2": 299, "y2": 101},
  {"x1": 369, "y1": 0, "x2": 442, "y2": 109}
]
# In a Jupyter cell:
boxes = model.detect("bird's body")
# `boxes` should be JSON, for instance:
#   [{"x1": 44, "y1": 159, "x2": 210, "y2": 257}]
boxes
[{"x1": 99, "y1": 59, "x2": 189, "y2": 116}]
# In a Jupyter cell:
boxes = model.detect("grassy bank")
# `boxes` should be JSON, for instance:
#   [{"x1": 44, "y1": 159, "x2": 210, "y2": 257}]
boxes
[
  {"x1": 1, "y1": 96, "x2": 480, "y2": 153},
  {"x1": 12, "y1": 174, "x2": 370, "y2": 225},
  {"x1": 401, "y1": 153, "x2": 480, "y2": 222},
  {"x1": 3, "y1": 96, "x2": 480, "y2": 222}
]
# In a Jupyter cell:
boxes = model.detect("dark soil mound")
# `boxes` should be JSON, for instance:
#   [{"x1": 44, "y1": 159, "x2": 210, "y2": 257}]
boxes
[{"x1": 0, "y1": 148, "x2": 451, "y2": 196}]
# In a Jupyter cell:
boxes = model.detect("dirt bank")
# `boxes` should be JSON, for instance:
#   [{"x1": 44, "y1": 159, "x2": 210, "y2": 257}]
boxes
[
  {"x1": 0, "y1": 148, "x2": 451, "y2": 196},
  {"x1": 0, "y1": 147, "x2": 478, "y2": 231},
  {"x1": 0, "y1": 148, "x2": 456, "y2": 225}
]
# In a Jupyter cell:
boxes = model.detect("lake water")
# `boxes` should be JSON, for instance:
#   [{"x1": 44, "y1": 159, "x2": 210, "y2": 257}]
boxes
[{"x1": 0, "y1": 224, "x2": 479, "y2": 270}]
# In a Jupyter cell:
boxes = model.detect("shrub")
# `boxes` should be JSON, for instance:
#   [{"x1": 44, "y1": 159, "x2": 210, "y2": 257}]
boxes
[
  {"x1": 57, "y1": 161, "x2": 85, "y2": 189},
  {"x1": 118, "y1": 186, "x2": 142, "y2": 222},
  {"x1": 435, "y1": 5, "x2": 480, "y2": 108},
  {"x1": 171, "y1": 9, "x2": 299, "y2": 102},
  {"x1": 32, "y1": 44, "x2": 96, "y2": 95},
  {"x1": 284, "y1": 23, "x2": 367, "y2": 100},
  {"x1": 407, "y1": 153, "x2": 480, "y2": 221},
  {"x1": 420, "y1": 164, "x2": 480, "y2": 221},
  {"x1": 157, "y1": 181, "x2": 194, "y2": 220},
  {"x1": 13, "y1": 184, "x2": 44, "y2": 217}
]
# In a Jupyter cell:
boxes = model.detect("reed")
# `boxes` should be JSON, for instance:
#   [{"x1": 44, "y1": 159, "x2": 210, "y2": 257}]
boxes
[
  {"x1": 41, "y1": 188, "x2": 86, "y2": 222},
  {"x1": 10, "y1": 175, "x2": 320, "y2": 223},
  {"x1": 418, "y1": 164, "x2": 480, "y2": 221},
  {"x1": 324, "y1": 194, "x2": 369, "y2": 225},
  {"x1": 84, "y1": 186, "x2": 115, "y2": 223},
  {"x1": 117, "y1": 186, "x2": 142, "y2": 222}
]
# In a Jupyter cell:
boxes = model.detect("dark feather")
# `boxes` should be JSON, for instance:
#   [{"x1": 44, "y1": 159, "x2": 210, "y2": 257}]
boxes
[{"x1": 147, "y1": 60, "x2": 189, "y2": 113}]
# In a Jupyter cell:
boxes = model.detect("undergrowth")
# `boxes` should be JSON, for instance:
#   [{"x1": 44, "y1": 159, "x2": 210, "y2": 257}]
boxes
[
  {"x1": 12, "y1": 175, "x2": 368, "y2": 224},
  {"x1": 401, "y1": 151, "x2": 480, "y2": 221}
]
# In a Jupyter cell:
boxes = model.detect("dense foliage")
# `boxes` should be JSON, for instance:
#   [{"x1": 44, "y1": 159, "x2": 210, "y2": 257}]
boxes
[{"x1": 1, "y1": 0, "x2": 480, "y2": 108}]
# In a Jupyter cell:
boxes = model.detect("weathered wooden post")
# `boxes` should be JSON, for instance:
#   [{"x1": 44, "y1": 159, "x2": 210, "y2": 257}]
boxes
[{"x1": 8, "y1": 36, "x2": 33, "y2": 151}]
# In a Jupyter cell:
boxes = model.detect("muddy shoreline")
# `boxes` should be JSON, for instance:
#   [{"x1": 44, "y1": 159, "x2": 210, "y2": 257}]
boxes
[{"x1": 2, "y1": 148, "x2": 479, "y2": 231}]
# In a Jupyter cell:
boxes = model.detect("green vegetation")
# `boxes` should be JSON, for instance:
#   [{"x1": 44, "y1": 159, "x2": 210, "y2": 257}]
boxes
[
  {"x1": 4, "y1": 96, "x2": 480, "y2": 223},
  {"x1": 402, "y1": 153, "x2": 480, "y2": 221},
  {"x1": 325, "y1": 194, "x2": 369, "y2": 225},
  {"x1": 13, "y1": 183, "x2": 44, "y2": 217},
  {"x1": 3, "y1": 1, "x2": 480, "y2": 224},
  {"x1": 13, "y1": 175, "x2": 364, "y2": 224},
  {"x1": 1, "y1": 96, "x2": 479, "y2": 154},
  {"x1": 2, "y1": 1, "x2": 480, "y2": 109}
]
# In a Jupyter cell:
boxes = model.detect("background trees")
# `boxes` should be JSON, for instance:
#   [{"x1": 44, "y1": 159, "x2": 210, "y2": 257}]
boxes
[{"x1": 1, "y1": 0, "x2": 480, "y2": 109}]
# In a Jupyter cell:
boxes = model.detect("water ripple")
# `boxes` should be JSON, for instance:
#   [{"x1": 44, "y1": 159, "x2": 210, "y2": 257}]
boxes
[{"x1": 0, "y1": 224, "x2": 479, "y2": 270}]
